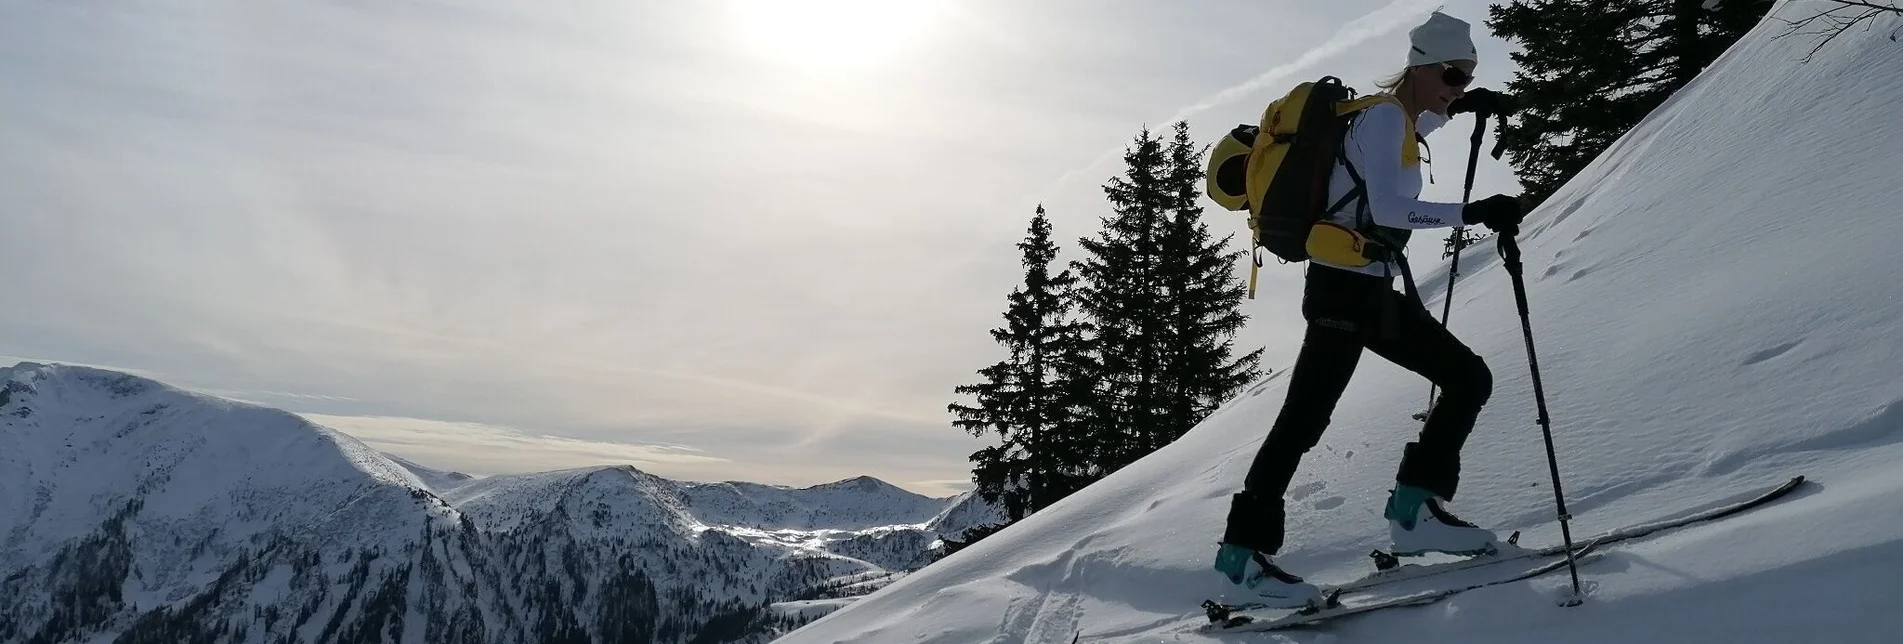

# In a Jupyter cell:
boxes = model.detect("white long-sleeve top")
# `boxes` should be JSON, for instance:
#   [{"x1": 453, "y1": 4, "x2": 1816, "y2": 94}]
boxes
[{"x1": 1314, "y1": 100, "x2": 1468, "y2": 278}]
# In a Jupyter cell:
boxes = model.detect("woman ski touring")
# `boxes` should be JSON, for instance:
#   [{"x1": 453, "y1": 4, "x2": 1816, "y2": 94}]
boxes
[{"x1": 1212, "y1": 10, "x2": 1527, "y2": 608}]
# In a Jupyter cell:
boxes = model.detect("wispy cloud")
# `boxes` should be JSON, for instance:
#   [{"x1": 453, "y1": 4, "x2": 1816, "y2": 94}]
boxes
[
  {"x1": 204, "y1": 390, "x2": 361, "y2": 405},
  {"x1": 2, "y1": 0, "x2": 1517, "y2": 502},
  {"x1": 905, "y1": 479, "x2": 975, "y2": 495},
  {"x1": 1046, "y1": 0, "x2": 1444, "y2": 194},
  {"x1": 301, "y1": 413, "x2": 729, "y2": 476},
  {"x1": 1167, "y1": 0, "x2": 1446, "y2": 124},
  {"x1": 304, "y1": 412, "x2": 976, "y2": 496}
]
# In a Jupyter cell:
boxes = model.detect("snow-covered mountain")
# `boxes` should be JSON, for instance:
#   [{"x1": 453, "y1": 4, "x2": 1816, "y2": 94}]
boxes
[
  {"x1": 679, "y1": 475, "x2": 949, "y2": 531},
  {"x1": 386, "y1": 454, "x2": 476, "y2": 492},
  {"x1": 924, "y1": 489, "x2": 1011, "y2": 539},
  {"x1": 0, "y1": 362, "x2": 992, "y2": 644},
  {"x1": 777, "y1": 3, "x2": 1903, "y2": 643}
]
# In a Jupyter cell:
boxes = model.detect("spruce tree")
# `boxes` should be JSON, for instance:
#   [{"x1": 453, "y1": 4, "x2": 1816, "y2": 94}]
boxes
[
  {"x1": 1070, "y1": 122, "x2": 1263, "y2": 472},
  {"x1": 1070, "y1": 125, "x2": 1170, "y2": 472},
  {"x1": 1487, "y1": 0, "x2": 1774, "y2": 206},
  {"x1": 949, "y1": 205, "x2": 1088, "y2": 522},
  {"x1": 1156, "y1": 121, "x2": 1264, "y2": 448}
]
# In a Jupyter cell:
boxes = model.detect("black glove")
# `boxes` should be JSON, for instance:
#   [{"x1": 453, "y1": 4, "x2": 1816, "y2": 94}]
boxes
[
  {"x1": 1449, "y1": 88, "x2": 1517, "y2": 118},
  {"x1": 1462, "y1": 194, "x2": 1525, "y2": 236}
]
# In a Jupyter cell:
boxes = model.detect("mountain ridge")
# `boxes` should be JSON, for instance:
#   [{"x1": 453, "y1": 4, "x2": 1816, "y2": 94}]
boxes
[{"x1": 0, "y1": 361, "x2": 997, "y2": 643}]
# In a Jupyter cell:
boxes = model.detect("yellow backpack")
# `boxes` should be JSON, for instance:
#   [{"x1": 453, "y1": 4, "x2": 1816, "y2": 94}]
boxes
[{"x1": 1205, "y1": 76, "x2": 1420, "y2": 297}]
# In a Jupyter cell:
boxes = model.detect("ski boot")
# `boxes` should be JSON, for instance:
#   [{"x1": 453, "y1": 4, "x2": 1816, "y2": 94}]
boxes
[
  {"x1": 1384, "y1": 485, "x2": 1506, "y2": 557},
  {"x1": 1213, "y1": 543, "x2": 1328, "y2": 609}
]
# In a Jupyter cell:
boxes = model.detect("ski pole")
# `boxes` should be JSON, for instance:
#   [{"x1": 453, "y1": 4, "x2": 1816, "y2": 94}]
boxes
[
  {"x1": 1443, "y1": 112, "x2": 1486, "y2": 325},
  {"x1": 1423, "y1": 112, "x2": 1489, "y2": 418},
  {"x1": 1499, "y1": 233, "x2": 1584, "y2": 606}
]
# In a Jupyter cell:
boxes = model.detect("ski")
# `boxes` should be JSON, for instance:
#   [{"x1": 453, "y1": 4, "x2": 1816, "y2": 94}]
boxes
[
  {"x1": 1527, "y1": 474, "x2": 1806, "y2": 554},
  {"x1": 1199, "y1": 538, "x2": 1604, "y2": 634},
  {"x1": 1201, "y1": 542, "x2": 1542, "y2": 619},
  {"x1": 1193, "y1": 474, "x2": 1807, "y2": 621},
  {"x1": 1329, "y1": 474, "x2": 1805, "y2": 595},
  {"x1": 1331, "y1": 533, "x2": 1540, "y2": 594}
]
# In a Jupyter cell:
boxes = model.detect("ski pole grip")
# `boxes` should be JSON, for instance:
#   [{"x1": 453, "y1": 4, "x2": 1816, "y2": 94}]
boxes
[{"x1": 1498, "y1": 234, "x2": 1524, "y2": 266}]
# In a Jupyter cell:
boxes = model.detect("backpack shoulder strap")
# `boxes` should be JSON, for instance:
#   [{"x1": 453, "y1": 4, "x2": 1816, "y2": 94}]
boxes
[
  {"x1": 1326, "y1": 95, "x2": 1426, "y2": 233},
  {"x1": 1337, "y1": 95, "x2": 1420, "y2": 166}
]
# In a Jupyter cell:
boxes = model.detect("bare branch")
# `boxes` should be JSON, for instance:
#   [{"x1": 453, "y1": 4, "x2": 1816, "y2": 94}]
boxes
[
  {"x1": 1768, "y1": 1, "x2": 1903, "y2": 61},
  {"x1": 1816, "y1": 0, "x2": 1903, "y2": 11}
]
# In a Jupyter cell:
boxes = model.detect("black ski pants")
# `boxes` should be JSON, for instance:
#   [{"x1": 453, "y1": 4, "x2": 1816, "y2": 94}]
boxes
[{"x1": 1224, "y1": 264, "x2": 1493, "y2": 554}]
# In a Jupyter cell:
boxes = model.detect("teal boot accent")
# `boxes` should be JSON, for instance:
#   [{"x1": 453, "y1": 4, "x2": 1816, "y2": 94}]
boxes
[
  {"x1": 1213, "y1": 543, "x2": 1254, "y2": 584},
  {"x1": 1211, "y1": 542, "x2": 1326, "y2": 608},
  {"x1": 1387, "y1": 485, "x2": 1502, "y2": 557},
  {"x1": 1384, "y1": 484, "x2": 1436, "y2": 530}
]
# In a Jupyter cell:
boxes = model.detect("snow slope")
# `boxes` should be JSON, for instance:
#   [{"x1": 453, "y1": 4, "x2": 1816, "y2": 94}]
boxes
[
  {"x1": 385, "y1": 453, "x2": 476, "y2": 492},
  {"x1": 0, "y1": 363, "x2": 438, "y2": 583},
  {"x1": 776, "y1": 3, "x2": 1903, "y2": 643},
  {"x1": 924, "y1": 488, "x2": 1011, "y2": 538}
]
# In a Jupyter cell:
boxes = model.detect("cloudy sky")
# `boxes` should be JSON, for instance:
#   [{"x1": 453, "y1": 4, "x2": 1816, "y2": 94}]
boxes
[{"x1": 1, "y1": 0, "x2": 1527, "y2": 497}]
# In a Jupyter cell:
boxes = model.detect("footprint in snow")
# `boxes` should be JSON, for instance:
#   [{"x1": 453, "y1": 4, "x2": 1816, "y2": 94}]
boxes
[
  {"x1": 1742, "y1": 340, "x2": 1801, "y2": 366},
  {"x1": 1287, "y1": 481, "x2": 1325, "y2": 501}
]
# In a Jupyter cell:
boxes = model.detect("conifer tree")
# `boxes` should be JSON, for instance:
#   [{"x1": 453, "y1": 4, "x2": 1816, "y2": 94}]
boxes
[
  {"x1": 1488, "y1": 0, "x2": 1774, "y2": 206},
  {"x1": 1069, "y1": 126, "x2": 1170, "y2": 472},
  {"x1": 1070, "y1": 122, "x2": 1263, "y2": 472},
  {"x1": 949, "y1": 205, "x2": 1087, "y2": 522},
  {"x1": 1155, "y1": 122, "x2": 1263, "y2": 450}
]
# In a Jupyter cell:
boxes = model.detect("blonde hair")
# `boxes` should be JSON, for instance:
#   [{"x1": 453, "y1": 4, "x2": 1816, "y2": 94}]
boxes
[{"x1": 1373, "y1": 68, "x2": 1410, "y2": 95}]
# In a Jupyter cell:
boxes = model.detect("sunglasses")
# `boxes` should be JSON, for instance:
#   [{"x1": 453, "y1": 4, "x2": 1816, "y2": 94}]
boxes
[{"x1": 1438, "y1": 63, "x2": 1473, "y2": 88}]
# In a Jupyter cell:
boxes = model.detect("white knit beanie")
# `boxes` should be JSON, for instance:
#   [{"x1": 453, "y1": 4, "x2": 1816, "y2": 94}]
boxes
[{"x1": 1406, "y1": 11, "x2": 1477, "y2": 66}]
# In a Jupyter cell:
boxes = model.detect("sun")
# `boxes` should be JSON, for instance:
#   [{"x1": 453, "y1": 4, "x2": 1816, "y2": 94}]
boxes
[{"x1": 724, "y1": 0, "x2": 943, "y2": 71}]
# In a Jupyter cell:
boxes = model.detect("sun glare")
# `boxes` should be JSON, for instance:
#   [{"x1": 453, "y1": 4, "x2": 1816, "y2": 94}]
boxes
[{"x1": 725, "y1": 0, "x2": 942, "y2": 71}]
